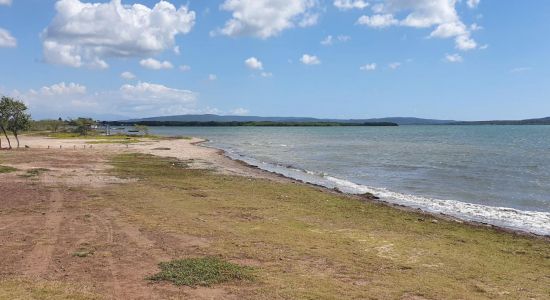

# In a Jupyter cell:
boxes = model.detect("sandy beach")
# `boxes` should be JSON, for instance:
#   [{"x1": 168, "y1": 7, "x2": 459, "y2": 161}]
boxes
[{"x1": 1, "y1": 135, "x2": 549, "y2": 299}]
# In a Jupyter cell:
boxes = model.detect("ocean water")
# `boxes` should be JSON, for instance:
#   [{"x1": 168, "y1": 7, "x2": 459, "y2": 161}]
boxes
[{"x1": 148, "y1": 125, "x2": 550, "y2": 235}]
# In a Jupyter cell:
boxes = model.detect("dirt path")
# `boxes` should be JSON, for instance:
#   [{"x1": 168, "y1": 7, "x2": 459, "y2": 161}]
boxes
[
  {"x1": 0, "y1": 148, "x2": 231, "y2": 299},
  {"x1": 22, "y1": 189, "x2": 64, "y2": 277}
]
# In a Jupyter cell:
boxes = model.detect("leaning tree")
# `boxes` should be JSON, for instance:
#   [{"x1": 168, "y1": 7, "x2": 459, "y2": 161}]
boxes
[{"x1": 0, "y1": 96, "x2": 31, "y2": 149}]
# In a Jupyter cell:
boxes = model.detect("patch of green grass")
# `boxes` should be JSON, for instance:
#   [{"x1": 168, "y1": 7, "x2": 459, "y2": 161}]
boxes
[
  {"x1": 0, "y1": 165, "x2": 17, "y2": 173},
  {"x1": 19, "y1": 168, "x2": 50, "y2": 178},
  {"x1": 148, "y1": 257, "x2": 254, "y2": 287},
  {"x1": 73, "y1": 246, "x2": 94, "y2": 258}
]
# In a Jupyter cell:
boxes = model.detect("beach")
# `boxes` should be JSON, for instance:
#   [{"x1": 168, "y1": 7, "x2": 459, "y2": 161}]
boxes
[{"x1": 1, "y1": 135, "x2": 549, "y2": 299}]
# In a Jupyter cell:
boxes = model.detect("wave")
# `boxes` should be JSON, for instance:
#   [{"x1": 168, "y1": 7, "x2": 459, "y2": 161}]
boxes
[{"x1": 220, "y1": 147, "x2": 550, "y2": 236}]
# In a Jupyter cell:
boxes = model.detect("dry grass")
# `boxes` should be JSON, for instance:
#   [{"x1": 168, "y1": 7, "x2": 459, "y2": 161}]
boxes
[{"x1": 97, "y1": 153, "x2": 550, "y2": 299}]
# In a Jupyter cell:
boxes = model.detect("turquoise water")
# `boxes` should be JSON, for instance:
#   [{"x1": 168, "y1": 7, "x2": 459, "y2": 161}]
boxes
[{"x1": 149, "y1": 125, "x2": 550, "y2": 235}]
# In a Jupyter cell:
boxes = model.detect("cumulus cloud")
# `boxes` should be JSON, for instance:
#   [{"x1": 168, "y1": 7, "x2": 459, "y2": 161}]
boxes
[
  {"x1": 244, "y1": 57, "x2": 263, "y2": 70},
  {"x1": 444, "y1": 53, "x2": 463, "y2": 63},
  {"x1": 0, "y1": 0, "x2": 11, "y2": 6},
  {"x1": 140, "y1": 58, "x2": 173, "y2": 70},
  {"x1": 0, "y1": 28, "x2": 16, "y2": 48},
  {"x1": 120, "y1": 71, "x2": 136, "y2": 80},
  {"x1": 357, "y1": 0, "x2": 480, "y2": 51},
  {"x1": 34, "y1": 82, "x2": 87, "y2": 96},
  {"x1": 334, "y1": 0, "x2": 368, "y2": 10},
  {"x1": 300, "y1": 54, "x2": 321, "y2": 65},
  {"x1": 208, "y1": 74, "x2": 217, "y2": 81},
  {"x1": 360, "y1": 63, "x2": 376, "y2": 71},
  {"x1": 467, "y1": 0, "x2": 480, "y2": 9},
  {"x1": 120, "y1": 82, "x2": 197, "y2": 106},
  {"x1": 42, "y1": 0, "x2": 195, "y2": 68},
  {"x1": 357, "y1": 14, "x2": 398, "y2": 28},
  {"x1": 217, "y1": 0, "x2": 319, "y2": 39},
  {"x1": 11, "y1": 81, "x2": 258, "y2": 119}
]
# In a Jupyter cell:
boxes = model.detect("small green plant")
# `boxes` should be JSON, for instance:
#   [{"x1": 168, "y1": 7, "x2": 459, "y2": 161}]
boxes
[
  {"x1": 148, "y1": 257, "x2": 254, "y2": 287},
  {"x1": 19, "y1": 168, "x2": 49, "y2": 178},
  {"x1": 0, "y1": 165, "x2": 17, "y2": 173},
  {"x1": 73, "y1": 249, "x2": 94, "y2": 258}
]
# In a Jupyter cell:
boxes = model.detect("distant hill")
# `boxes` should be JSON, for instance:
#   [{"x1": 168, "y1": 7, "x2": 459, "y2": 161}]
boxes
[
  {"x1": 124, "y1": 114, "x2": 454, "y2": 125},
  {"x1": 449, "y1": 116, "x2": 550, "y2": 125}
]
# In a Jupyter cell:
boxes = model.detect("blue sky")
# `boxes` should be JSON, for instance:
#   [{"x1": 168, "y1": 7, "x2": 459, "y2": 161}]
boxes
[{"x1": 0, "y1": 0, "x2": 549, "y2": 120}]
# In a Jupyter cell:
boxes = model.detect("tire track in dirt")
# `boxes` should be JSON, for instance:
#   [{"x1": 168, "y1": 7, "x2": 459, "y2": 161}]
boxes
[{"x1": 22, "y1": 189, "x2": 64, "y2": 276}]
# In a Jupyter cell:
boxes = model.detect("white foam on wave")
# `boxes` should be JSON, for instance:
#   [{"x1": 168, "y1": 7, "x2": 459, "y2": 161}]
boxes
[
  {"x1": 221, "y1": 148, "x2": 550, "y2": 236},
  {"x1": 323, "y1": 176, "x2": 550, "y2": 236}
]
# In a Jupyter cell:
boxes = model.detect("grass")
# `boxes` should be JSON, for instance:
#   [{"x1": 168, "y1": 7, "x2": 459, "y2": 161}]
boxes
[
  {"x1": 98, "y1": 153, "x2": 550, "y2": 299},
  {"x1": 148, "y1": 257, "x2": 254, "y2": 287},
  {"x1": 0, "y1": 279, "x2": 99, "y2": 300},
  {"x1": 19, "y1": 168, "x2": 50, "y2": 178},
  {"x1": 0, "y1": 165, "x2": 17, "y2": 173},
  {"x1": 86, "y1": 139, "x2": 142, "y2": 145}
]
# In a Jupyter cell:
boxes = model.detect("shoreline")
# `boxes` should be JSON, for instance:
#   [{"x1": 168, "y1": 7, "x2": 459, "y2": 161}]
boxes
[
  {"x1": 2, "y1": 134, "x2": 549, "y2": 298},
  {"x1": 192, "y1": 139, "x2": 550, "y2": 239},
  {"x1": 12, "y1": 134, "x2": 550, "y2": 239}
]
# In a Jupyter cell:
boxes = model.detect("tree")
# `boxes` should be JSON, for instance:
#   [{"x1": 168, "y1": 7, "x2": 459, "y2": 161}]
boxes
[
  {"x1": 133, "y1": 124, "x2": 149, "y2": 136},
  {"x1": 0, "y1": 97, "x2": 13, "y2": 149},
  {"x1": 72, "y1": 118, "x2": 95, "y2": 136},
  {"x1": 2, "y1": 97, "x2": 31, "y2": 148}
]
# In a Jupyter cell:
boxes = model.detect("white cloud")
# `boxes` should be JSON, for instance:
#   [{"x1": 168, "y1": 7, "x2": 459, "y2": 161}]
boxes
[
  {"x1": 173, "y1": 46, "x2": 181, "y2": 55},
  {"x1": 455, "y1": 34, "x2": 477, "y2": 51},
  {"x1": 300, "y1": 54, "x2": 321, "y2": 65},
  {"x1": 0, "y1": 28, "x2": 16, "y2": 48},
  {"x1": 120, "y1": 82, "x2": 196, "y2": 108},
  {"x1": 140, "y1": 58, "x2": 173, "y2": 70},
  {"x1": 244, "y1": 57, "x2": 263, "y2": 70},
  {"x1": 357, "y1": 0, "x2": 480, "y2": 51},
  {"x1": 260, "y1": 72, "x2": 273, "y2": 77},
  {"x1": 208, "y1": 74, "x2": 217, "y2": 81},
  {"x1": 120, "y1": 71, "x2": 136, "y2": 80},
  {"x1": 388, "y1": 62, "x2": 401, "y2": 69},
  {"x1": 34, "y1": 82, "x2": 87, "y2": 96},
  {"x1": 11, "y1": 81, "x2": 246, "y2": 119},
  {"x1": 321, "y1": 35, "x2": 334, "y2": 46},
  {"x1": 444, "y1": 53, "x2": 463, "y2": 63},
  {"x1": 467, "y1": 0, "x2": 480, "y2": 9},
  {"x1": 42, "y1": 0, "x2": 195, "y2": 68},
  {"x1": 360, "y1": 63, "x2": 376, "y2": 71},
  {"x1": 217, "y1": 0, "x2": 319, "y2": 39},
  {"x1": 0, "y1": 0, "x2": 11, "y2": 6},
  {"x1": 357, "y1": 14, "x2": 398, "y2": 28},
  {"x1": 429, "y1": 22, "x2": 467, "y2": 39},
  {"x1": 321, "y1": 34, "x2": 351, "y2": 46},
  {"x1": 229, "y1": 108, "x2": 249, "y2": 115},
  {"x1": 179, "y1": 65, "x2": 191, "y2": 71},
  {"x1": 334, "y1": 0, "x2": 368, "y2": 10}
]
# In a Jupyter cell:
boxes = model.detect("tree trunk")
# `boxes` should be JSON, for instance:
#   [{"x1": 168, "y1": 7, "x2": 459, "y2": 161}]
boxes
[
  {"x1": 1, "y1": 127, "x2": 11, "y2": 149},
  {"x1": 14, "y1": 131, "x2": 19, "y2": 148}
]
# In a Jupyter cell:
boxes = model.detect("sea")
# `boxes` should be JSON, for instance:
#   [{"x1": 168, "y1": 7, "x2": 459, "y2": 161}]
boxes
[{"x1": 148, "y1": 125, "x2": 550, "y2": 236}]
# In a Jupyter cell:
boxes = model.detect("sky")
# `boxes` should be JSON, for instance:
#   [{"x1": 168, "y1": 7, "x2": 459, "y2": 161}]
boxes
[{"x1": 0, "y1": 0, "x2": 549, "y2": 121}]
